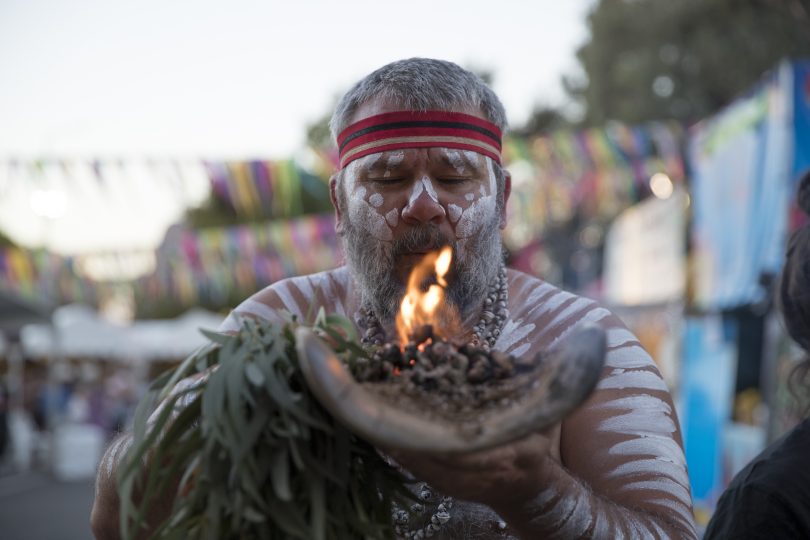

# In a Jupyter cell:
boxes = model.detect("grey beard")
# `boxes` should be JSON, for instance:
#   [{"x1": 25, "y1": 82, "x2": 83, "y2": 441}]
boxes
[{"x1": 341, "y1": 215, "x2": 504, "y2": 324}]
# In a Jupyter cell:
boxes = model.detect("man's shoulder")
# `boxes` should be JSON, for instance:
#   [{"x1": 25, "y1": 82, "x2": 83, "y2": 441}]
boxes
[
  {"x1": 506, "y1": 269, "x2": 617, "y2": 330},
  {"x1": 260, "y1": 267, "x2": 351, "y2": 305},
  {"x1": 218, "y1": 267, "x2": 352, "y2": 332},
  {"x1": 502, "y1": 269, "x2": 648, "y2": 366}
]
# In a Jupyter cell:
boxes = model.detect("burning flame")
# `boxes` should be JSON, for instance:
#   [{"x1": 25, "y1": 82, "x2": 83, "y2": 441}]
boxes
[{"x1": 396, "y1": 246, "x2": 454, "y2": 345}]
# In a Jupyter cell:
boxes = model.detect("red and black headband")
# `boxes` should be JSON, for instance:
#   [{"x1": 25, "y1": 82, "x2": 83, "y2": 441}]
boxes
[{"x1": 337, "y1": 110, "x2": 502, "y2": 169}]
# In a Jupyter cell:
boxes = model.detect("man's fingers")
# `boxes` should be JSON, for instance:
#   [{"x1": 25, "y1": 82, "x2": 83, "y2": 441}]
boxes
[{"x1": 389, "y1": 432, "x2": 549, "y2": 473}]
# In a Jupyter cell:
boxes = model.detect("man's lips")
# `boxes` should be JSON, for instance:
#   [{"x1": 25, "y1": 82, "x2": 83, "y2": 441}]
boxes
[
  {"x1": 399, "y1": 251, "x2": 432, "y2": 259},
  {"x1": 400, "y1": 246, "x2": 444, "y2": 255}
]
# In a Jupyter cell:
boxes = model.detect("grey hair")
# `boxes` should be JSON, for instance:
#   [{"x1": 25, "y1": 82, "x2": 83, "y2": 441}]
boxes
[{"x1": 329, "y1": 58, "x2": 508, "y2": 141}]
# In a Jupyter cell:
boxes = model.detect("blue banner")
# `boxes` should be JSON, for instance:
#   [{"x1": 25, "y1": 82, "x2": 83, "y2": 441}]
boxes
[
  {"x1": 680, "y1": 316, "x2": 737, "y2": 515},
  {"x1": 792, "y1": 60, "x2": 810, "y2": 182},
  {"x1": 690, "y1": 63, "x2": 794, "y2": 309}
]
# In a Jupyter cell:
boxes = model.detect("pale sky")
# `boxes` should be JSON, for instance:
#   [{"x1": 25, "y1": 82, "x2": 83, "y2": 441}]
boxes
[{"x1": 0, "y1": 0, "x2": 595, "y2": 260}]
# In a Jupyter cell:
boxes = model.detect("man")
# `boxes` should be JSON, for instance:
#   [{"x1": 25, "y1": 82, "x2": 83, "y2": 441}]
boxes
[{"x1": 92, "y1": 58, "x2": 696, "y2": 539}]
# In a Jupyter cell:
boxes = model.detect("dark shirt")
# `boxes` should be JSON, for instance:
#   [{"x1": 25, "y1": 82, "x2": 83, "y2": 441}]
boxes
[{"x1": 704, "y1": 418, "x2": 810, "y2": 539}]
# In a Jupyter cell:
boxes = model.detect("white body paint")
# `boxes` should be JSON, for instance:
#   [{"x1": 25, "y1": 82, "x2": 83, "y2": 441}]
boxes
[
  {"x1": 454, "y1": 161, "x2": 497, "y2": 238},
  {"x1": 606, "y1": 328, "x2": 639, "y2": 348},
  {"x1": 219, "y1": 297, "x2": 286, "y2": 332},
  {"x1": 495, "y1": 319, "x2": 536, "y2": 353},
  {"x1": 385, "y1": 208, "x2": 399, "y2": 227},
  {"x1": 510, "y1": 342, "x2": 531, "y2": 358},
  {"x1": 447, "y1": 203, "x2": 462, "y2": 223},
  {"x1": 445, "y1": 149, "x2": 466, "y2": 174},
  {"x1": 369, "y1": 193, "x2": 384, "y2": 207},
  {"x1": 407, "y1": 177, "x2": 425, "y2": 206},
  {"x1": 212, "y1": 262, "x2": 696, "y2": 539},
  {"x1": 341, "y1": 158, "x2": 396, "y2": 241},
  {"x1": 274, "y1": 278, "x2": 305, "y2": 313},
  {"x1": 383, "y1": 150, "x2": 404, "y2": 177},
  {"x1": 597, "y1": 394, "x2": 677, "y2": 433},
  {"x1": 598, "y1": 369, "x2": 669, "y2": 392},
  {"x1": 560, "y1": 496, "x2": 592, "y2": 537},
  {"x1": 347, "y1": 186, "x2": 393, "y2": 242},
  {"x1": 606, "y1": 345, "x2": 657, "y2": 369},
  {"x1": 422, "y1": 177, "x2": 439, "y2": 202}
]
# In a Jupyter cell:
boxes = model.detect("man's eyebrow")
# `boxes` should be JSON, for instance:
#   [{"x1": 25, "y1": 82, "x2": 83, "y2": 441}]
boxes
[
  {"x1": 364, "y1": 153, "x2": 405, "y2": 174},
  {"x1": 438, "y1": 151, "x2": 482, "y2": 172}
]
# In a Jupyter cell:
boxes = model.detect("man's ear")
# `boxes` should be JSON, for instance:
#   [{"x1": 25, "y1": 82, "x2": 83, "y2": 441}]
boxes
[
  {"x1": 329, "y1": 174, "x2": 344, "y2": 234},
  {"x1": 499, "y1": 169, "x2": 512, "y2": 230}
]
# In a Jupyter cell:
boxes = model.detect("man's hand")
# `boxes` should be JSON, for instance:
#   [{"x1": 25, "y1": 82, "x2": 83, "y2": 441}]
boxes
[{"x1": 384, "y1": 424, "x2": 560, "y2": 509}]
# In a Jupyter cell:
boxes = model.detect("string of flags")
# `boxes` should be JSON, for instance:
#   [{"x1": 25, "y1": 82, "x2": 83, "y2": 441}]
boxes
[
  {"x1": 203, "y1": 153, "x2": 335, "y2": 219},
  {"x1": 0, "y1": 247, "x2": 110, "y2": 307},
  {"x1": 0, "y1": 120, "x2": 687, "y2": 313},
  {"x1": 134, "y1": 214, "x2": 341, "y2": 308},
  {"x1": 502, "y1": 121, "x2": 686, "y2": 250}
]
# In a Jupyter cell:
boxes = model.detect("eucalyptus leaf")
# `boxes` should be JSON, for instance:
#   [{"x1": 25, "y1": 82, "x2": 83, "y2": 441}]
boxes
[
  {"x1": 117, "y1": 315, "x2": 407, "y2": 540},
  {"x1": 199, "y1": 328, "x2": 232, "y2": 346},
  {"x1": 270, "y1": 446, "x2": 292, "y2": 501},
  {"x1": 244, "y1": 362, "x2": 265, "y2": 387}
]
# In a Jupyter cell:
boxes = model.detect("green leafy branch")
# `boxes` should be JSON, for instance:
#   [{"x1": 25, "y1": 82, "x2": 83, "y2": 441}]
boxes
[{"x1": 118, "y1": 311, "x2": 414, "y2": 540}]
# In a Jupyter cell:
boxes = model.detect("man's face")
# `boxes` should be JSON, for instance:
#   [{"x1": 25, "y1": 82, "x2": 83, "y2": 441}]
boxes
[{"x1": 333, "y1": 102, "x2": 510, "y2": 321}]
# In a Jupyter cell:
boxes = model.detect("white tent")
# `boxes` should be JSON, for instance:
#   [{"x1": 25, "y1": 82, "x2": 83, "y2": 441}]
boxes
[
  {"x1": 21, "y1": 304, "x2": 131, "y2": 360},
  {"x1": 127, "y1": 308, "x2": 224, "y2": 361},
  {"x1": 20, "y1": 304, "x2": 224, "y2": 362}
]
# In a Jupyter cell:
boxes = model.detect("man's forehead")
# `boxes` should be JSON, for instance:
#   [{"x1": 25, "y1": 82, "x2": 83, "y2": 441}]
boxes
[{"x1": 353, "y1": 148, "x2": 486, "y2": 172}]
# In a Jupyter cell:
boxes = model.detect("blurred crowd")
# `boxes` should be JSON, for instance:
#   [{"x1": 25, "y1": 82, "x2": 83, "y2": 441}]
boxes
[{"x1": 0, "y1": 363, "x2": 139, "y2": 476}]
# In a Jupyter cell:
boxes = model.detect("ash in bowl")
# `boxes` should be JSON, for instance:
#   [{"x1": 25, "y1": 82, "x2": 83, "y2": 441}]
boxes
[{"x1": 351, "y1": 325, "x2": 542, "y2": 420}]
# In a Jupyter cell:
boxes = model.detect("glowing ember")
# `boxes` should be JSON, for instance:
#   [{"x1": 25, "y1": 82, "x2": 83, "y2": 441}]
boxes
[{"x1": 396, "y1": 246, "x2": 455, "y2": 345}]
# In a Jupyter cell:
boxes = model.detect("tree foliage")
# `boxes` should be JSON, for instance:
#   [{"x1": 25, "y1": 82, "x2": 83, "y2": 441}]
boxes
[
  {"x1": 569, "y1": 0, "x2": 810, "y2": 125},
  {"x1": 0, "y1": 228, "x2": 18, "y2": 248},
  {"x1": 510, "y1": 106, "x2": 572, "y2": 138}
]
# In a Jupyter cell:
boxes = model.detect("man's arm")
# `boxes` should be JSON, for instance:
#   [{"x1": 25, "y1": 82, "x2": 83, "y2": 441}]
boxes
[
  {"x1": 494, "y1": 312, "x2": 696, "y2": 538},
  {"x1": 91, "y1": 433, "x2": 133, "y2": 540},
  {"x1": 393, "y1": 301, "x2": 696, "y2": 538},
  {"x1": 90, "y1": 376, "x2": 202, "y2": 540},
  {"x1": 90, "y1": 279, "x2": 316, "y2": 540},
  {"x1": 493, "y1": 454, "x2": 692, "y2": 538}
]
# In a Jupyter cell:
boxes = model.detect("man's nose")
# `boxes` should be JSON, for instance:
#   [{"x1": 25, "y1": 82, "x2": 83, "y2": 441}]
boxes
[{"x1": 401, "y1": 186, "x2": 446, "y2": 225}]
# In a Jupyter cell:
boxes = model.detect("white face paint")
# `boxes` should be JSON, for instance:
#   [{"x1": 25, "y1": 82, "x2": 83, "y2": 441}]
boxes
[
  {"x1": 445, "y1": 149, "x2": 466, "y2": 174},
  {"x1": 462, "y1": 150, "x2": 480, "y2": 166},
  {"x1": 447, "y1": 203, "x2": 462, "y2": 223},
  {"x1": 383, "y1": 150, "x2": 405, "y2": 177},
  {"x1": 455, "y1": 187, "x2": 496, "y2": 238},
  {"x1": 349, "y1": 197, "x2": 392, "y2": 240},
  {"x1": 385, "y1": 208, "x2": 399, "y2": 227},
  {"x1": 422, "y1": 176, "x2": 439, "y2": 202},
  {"x1": 465, "y1": 193, "x2": 475, "y2": 201},
  {"x1": 342, "y1": 159, "x2": 362, "y2": 193},
  {"x1": 343, "y1": 158, "x2": 393, "y2": 242},
  {"x1": 407, "y1": 177, "x2": 424, "y2": 206},
  {"x1": 452, "y1": 157, "x2": 498, "y2": 239},
  {"x1": 369, "y1": 193, "x2": 384, "y2": 207}
]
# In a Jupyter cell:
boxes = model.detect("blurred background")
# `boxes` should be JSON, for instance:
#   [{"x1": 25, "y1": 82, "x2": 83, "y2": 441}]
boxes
[{"x1": 1, "y1": 0, "x2": 809, "y2": 538}]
